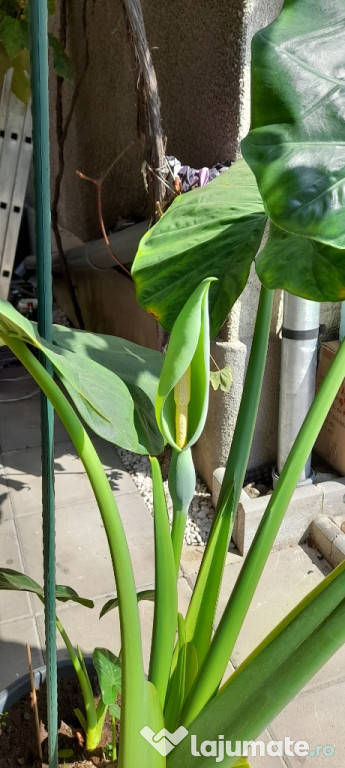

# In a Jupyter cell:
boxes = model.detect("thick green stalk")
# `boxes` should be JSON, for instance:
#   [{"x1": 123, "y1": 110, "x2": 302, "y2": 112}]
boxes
[
  {"x1": 184, "y1": 286, "x2": 273, "y2": 663},
  {"x1": 4, "y1": 337, "x2": 145, "y2": 767},
  {"x1": 171, "y1": 509, "x2": 188, "y2": 576},
  {"x1": 112, "y1": 716, "x2": 117, "y2": 761},
  {"x1": 182, "y1": 334, "x2": 345, "y2": 725},
  {"x1": 149, "y1": 457, "x2": 178, "y2": 707},
  {"x1": 169, "y1": 448, "x2": 196, "y2": 576}
]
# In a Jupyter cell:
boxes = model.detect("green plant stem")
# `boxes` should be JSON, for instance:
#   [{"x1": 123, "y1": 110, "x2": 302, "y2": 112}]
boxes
[
  {"x1": 112, "y1": 716, "x2": 117, "y2": 761},
  {"x1": 4, "y1": 336, "x2": 145, "y2": 766},
  {"x1": 55, "y1": 618, "x2": 103, "y2": 750},
  {"x1": 149, "y1": 457, "x2": 178, "y2": 707},
  {"x1": 183, "y1": 333, "x2": 345, "y2": 725},
  {"x1": 184, "y1": 286, "x2": 273, "y2": 664},
  {"x1": 171, "y1": 507, "x2": 188, "y2": 576}
]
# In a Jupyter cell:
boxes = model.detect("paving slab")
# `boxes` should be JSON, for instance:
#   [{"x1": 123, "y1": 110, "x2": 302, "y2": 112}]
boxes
[
  {"x1": 0, "y1": 467, "x2": 13, "y2": 522},
  {"x1": 215, "y1": 544, "x2": 331, "y2": 668},
  {"x1": 0, "y1": 391, "x2": 67, "y2": 452},
  {"x1": 0, "y1": 616, "x2": 43, "y2": 689},
  {"x1": 269, "y1": 681, "x2": 345, "y2": 767},
  {"x1": 0, "y1": 518, "x2": 31, "y2": 620}
]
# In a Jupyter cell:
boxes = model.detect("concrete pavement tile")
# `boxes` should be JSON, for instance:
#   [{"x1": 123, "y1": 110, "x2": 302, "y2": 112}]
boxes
[
  {"x1": 15, "y1": 502, "x2": 116, "y2": 598},
  {"x1": 91, "y1": 438, "x2": 140, "y2": 496},
  {"x1": 0, "y1": 470, "x2": 13, "y2": 522},
  {"x1": 36, "y1": 596, "x2": 122, "y2": 663},
  {"x1": 269, "y1": 681, "x2": 345, "y2": 766},
  {"x1": 115, "y1": 491, "x2": 155, "y2": 589},
  {"x1": 180, "y1": 545, "x2": 242, "y2": 589},
  {"x1": 178, "y1": 575, "x2": 193, "y2": 616},
  {"x1": 0, "y1": 394, "x2": 68, "y2": 452},
  {"x1": 0, "y1": 519, "x2": 31, "y2": 620},
  {"x1": 249, "y1": 730, "x2": 291, "y2": 768},
  {"x1": 216, "y1": 545, "x2": 331, "y2": 668},
  {"x1": 0, "y1": 617, "x2": 43, "y2": 689},
  {"x1": 3, "y1": 442, "x2": 95, "y2": 516}
]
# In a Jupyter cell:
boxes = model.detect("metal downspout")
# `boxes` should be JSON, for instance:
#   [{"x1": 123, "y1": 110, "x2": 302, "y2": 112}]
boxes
[{"x1": 275, "y1": 293, "x2": 320, "y2": 485}]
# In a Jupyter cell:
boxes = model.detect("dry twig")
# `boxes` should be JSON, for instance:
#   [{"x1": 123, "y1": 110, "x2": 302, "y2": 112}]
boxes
[{"x1": 26, "y1": 643, "x2": 43, "y2": 763}]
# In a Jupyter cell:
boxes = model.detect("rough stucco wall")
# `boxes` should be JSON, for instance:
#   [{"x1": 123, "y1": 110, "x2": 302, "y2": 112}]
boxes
[
  {"x1": 50, "y1": 0, "x2": 247, "y2": 240},
  {"x1": 49, "y1": 0, "x2": 341, "y2": 489}
]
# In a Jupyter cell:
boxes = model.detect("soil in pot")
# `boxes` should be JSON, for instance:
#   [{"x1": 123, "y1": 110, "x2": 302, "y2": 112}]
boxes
[{"x1": 0, "y1": 671, "x2": 118, "y2": 768}]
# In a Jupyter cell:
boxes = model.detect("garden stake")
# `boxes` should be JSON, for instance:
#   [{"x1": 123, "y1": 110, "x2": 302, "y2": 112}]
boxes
[{"x1": 29, "y1": 2, "x2": 57, "y2": 766}]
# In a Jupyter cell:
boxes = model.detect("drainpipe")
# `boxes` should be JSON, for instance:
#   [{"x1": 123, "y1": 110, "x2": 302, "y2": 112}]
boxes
[{"x1": 275, "y1": 293, "x2": 320, "y2": 485}]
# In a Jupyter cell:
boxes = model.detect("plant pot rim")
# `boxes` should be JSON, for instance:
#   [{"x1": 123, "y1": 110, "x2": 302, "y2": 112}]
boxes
[{"x1": 0, "y1": 657, "x2": 95, "y2": 713}]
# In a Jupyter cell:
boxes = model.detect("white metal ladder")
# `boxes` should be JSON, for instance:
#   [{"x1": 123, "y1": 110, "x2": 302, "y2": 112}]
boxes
[{"x1": 0, "y1": 70, "x2": 33, "y2": 300}]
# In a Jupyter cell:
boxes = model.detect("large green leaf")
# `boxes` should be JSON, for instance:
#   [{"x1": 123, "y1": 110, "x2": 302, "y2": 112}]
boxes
[
  {"x1": 241, "y1": 0, "x2": 345, "y2": 248},
  {"x1": 0, "y1": 568, "x2": 94, "y2": 608},
  {"x1": 52, "y1": 325, "x2": 164, "y2": 455},
  {"x1": 0, "y1": 300, "x2": 156, "y2": 454},
  {"x1": 168, "y1": 560, "x2": 345, "y2": 767},
  {"x1": 132, "y1": 159, "x2": 266, "y2": 336},
  {"x1": 256, "y1": 223, "x2": 345, "y2": 300}
]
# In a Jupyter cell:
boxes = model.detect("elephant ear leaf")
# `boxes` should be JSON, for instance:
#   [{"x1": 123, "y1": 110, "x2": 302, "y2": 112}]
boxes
[
  {"x1": 241, "y1": 0, "x2": 345, "y2": 249},
  {"x1": 51, "y1": 325, "x2": 165, "y2": 455},
  {"x1": 256, "y1": 223, "x2": 345, "y2": 302},
  {"x1": 0, "y1": 299, "x2": 149, "y2": 454},
  {"x1": 132, "y1": 158, "x2": 266, "y2": 337}
]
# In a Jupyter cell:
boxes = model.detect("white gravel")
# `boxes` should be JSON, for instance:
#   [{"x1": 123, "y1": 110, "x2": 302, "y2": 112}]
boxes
[{"x1": 117, "y1": 449, "x2": 215, "y2": 545}]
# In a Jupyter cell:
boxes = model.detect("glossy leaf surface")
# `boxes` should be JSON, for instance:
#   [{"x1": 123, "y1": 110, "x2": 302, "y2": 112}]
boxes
[
  {"x1": 52, "y1": 324, "x2": 164, "y2": 455},
  {"x1": 256, "y1": 223, "x2": 345, "y2": 300},
  {"x1": 132, "y1": 159, "x2": 266, "y2": 336},
  {"x1": 0, "y1": 300, "x2": 161, "y2": 454},
  {"x1": 242, "y1": 0, "x2": 345, "y2": 248}
]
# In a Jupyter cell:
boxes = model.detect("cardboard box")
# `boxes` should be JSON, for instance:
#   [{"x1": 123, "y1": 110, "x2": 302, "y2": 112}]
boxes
[{"x1": 314, "y1": 340, "x2": 345, "y2": 475}]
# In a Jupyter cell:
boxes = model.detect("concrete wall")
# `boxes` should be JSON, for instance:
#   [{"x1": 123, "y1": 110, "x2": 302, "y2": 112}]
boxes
[
  {"x1": 49, "y1": 0, "x2": 341, "y2": 489},
  {"x1": 50, "y1": 0, "x2": 253, "y2": 240}
]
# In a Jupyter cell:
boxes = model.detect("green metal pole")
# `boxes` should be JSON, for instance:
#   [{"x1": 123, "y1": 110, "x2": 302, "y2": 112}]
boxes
[{"x1": 29, "y1": 2, "x2": 57, "y2": 767}]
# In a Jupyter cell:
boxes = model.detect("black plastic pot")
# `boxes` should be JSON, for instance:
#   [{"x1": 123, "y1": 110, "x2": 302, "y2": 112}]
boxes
[{"x1": 0, "y1": 657, "x2": 95, "y2": 713}]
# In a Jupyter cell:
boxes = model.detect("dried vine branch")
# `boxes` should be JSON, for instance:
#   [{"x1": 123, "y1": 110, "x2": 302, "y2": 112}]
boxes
[
  {"x1": 76, "y1": 141, "x2": 136, "y2": 276},
  {"x1": 122, "y1": 0, "x2": 170, "y2": 222},
  {"x1": 51, "y1": 0, "x2": 90, "y2": 329}
]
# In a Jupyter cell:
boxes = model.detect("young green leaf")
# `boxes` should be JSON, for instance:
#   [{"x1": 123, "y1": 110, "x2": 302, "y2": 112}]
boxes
[
  {"x1": 0, "y1": 17, "x2": 26, "y2": 59},
  {"x1": 156, "y1": 279, "x2": 213, "y2": 452},
  {"x1": 93, "y1": 648, "x2": 121, "y2": 706},
  {"x1": 48, "y1": 34, "x2": 73, "y2": 82},
  {"x1": 210, "y1": 364, "x2": 232, "y2": 392}
]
